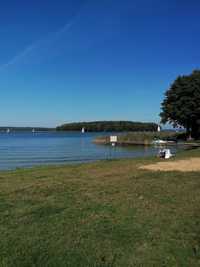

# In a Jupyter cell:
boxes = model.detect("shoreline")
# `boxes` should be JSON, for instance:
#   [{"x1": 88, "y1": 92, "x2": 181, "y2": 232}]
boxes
[
  {"x1": 1, "y1": 145, "x2": 198, "y2": 173},
  {"x1": 93, "y1": 138, "x2": 200, "y2": 147},
  {"x1": 93, "y1": 133, "x2": 200, "y2": 147}
]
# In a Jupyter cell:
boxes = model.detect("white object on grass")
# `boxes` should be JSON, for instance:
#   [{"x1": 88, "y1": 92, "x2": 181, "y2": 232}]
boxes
[
  {"x1": 158, "y1": 148, "x2": 173, "y2": 159},
  {"x1": 164, "y1": 149, "x2": 173, "y2": 159}
]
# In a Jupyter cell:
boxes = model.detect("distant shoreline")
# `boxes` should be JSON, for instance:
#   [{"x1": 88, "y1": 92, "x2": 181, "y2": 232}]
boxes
[{"x1": 0, "y1": 127, "x2": 55, "y2": 132}]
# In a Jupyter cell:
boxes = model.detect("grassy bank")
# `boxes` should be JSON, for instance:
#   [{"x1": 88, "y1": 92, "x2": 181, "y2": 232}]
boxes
[
  {"x1": 94, "y1": 131, "x2": 180, "y2": 145},
  {"x1": 1, "y1": 149, "x2": 200, "y2": 266}
]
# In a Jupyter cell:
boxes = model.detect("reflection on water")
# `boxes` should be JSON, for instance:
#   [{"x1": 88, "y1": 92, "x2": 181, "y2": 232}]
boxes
[{"x1": 0, "y1": 132, "x2": 180, "y2": 170}]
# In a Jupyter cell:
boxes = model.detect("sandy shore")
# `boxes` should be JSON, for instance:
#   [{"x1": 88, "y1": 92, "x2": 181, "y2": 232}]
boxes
[{"x1": 140, "y1": 157, "x2": 200, "y2": 172}]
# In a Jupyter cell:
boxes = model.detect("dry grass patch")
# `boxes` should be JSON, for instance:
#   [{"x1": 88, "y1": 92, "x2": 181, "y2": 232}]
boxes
[{"x1": 139, "y1": 157, "x2": 200, "y2": 172}]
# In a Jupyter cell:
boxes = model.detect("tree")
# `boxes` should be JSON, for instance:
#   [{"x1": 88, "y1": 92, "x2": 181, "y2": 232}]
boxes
[
  {"x1": 56, "y1": 121, "x2": 157, "y2": 132},
  {"x1": 160, "y1": 70, "x2": 200, "y2": 139}
]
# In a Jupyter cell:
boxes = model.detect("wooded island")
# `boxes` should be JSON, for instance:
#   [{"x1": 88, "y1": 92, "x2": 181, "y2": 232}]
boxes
[{"x1": 56, "y1": 121, "x2": 158, "y2": 132}]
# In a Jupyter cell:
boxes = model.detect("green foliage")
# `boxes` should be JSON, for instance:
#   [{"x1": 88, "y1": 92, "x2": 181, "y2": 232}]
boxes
[
  {"x1": 118, "y1": 131, "x2": 179, "y2": 142},
  {"x1": 56, "y1": 121, "x2": 157, "y2": 132},
  {"x1": 160, "y1": 70, "x2": 200, "y2": 138}
]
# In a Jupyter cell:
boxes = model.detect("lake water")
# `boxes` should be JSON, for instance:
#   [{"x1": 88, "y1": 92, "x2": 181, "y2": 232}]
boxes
[{"x1": 0, "y1": 132, "x2": 179, "y2": 170}]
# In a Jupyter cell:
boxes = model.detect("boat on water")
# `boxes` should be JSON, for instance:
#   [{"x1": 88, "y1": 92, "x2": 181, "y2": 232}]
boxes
[
  {"x1": 152, "y1": 139, "x2": 167, "y2": 145},
  {"x1": 6, "y1": 128, "x2": 10, "y2": 133},
  {"x1": 81, "y1": 127, "x2": 85, "y2": 133},
  {"x1": 157, "y1": 125, "x2": 161, "y2": 132},
  {"x1": 32, "y1": 128, "x2": 35, "y2": 133}
]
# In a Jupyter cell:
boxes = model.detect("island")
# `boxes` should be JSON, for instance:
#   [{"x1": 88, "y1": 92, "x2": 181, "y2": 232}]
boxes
[{"x1": 56, "y1": 121, "x2": 158, "y2": 132}]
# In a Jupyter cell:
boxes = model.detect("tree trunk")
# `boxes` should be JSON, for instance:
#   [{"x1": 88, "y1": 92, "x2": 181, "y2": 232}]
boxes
[
  {"x1": 191, "y1": 122, "x2": 199, "y2": 139},
  {"x1": 186, "y1": 122, "x2": 192, "y2": 140}
]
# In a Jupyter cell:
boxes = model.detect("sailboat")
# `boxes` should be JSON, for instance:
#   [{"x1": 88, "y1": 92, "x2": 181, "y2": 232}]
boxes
[
  {"x1": 6, "y1": 128, "x2": 10, "y2": 133},
  {"x1": 32, "y1": 128, "x2": 35, "y2": 133},
  {"x1": 81, "y1": 127, "x2": 85, "y2": 133}
]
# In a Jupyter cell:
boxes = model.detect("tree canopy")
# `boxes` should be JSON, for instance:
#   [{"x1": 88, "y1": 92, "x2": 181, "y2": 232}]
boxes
[
  {"x1": 56, "y1": 121, "x2": 157, "y2": 132},
  {"x1": 160, "y1": 70, "x2": 200, "y2": 138}
]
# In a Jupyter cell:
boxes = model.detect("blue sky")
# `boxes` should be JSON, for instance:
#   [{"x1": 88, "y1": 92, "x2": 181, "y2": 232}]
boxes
[{"x1": 0, "y1": 0, "x2": 200, "y2": 127}]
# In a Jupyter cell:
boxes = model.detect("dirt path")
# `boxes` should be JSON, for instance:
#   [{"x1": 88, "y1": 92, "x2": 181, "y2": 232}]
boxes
[{"x1": 140, "y1": 158, "x2": 200, "y2": 172}]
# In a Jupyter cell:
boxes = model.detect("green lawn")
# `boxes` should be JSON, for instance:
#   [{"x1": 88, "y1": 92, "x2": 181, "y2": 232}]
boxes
[{"x1": 0, "y1": 149, "x2": 200, "y2": 266}]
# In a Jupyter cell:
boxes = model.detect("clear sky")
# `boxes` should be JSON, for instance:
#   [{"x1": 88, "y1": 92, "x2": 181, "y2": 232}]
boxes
[{"x1": 0, "y1": 0, "x2": 200, "y2": 127}]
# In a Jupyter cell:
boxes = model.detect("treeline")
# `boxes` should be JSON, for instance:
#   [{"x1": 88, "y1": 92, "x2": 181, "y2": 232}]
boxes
[
  {"x1": 0, "y1": 127, "x2": 55, "y2": 132},
  {"x1": 56, "y1": 121, "x2": 158, "y2": 132}
]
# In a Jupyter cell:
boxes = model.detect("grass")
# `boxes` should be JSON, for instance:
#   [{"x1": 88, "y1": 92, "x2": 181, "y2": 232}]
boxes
[
  {"x1": 118, "y1": 131, "x2": 179, "y2": 141},
  {"x1": 94, "y1": 131, "x2": 180, "y2": 145},
  {"x1": 0, "y1": 149, "x2": 200, "y2": 266}
]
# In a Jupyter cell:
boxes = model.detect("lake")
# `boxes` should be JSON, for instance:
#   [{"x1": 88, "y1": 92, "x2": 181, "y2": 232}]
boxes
[{"x1": 0, "y1": 131, "x2": 179, "y2": 170}]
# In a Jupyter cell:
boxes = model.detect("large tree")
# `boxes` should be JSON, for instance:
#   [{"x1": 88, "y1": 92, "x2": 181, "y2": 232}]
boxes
[{"x1": 160, "y1": 70, "x2": 200, "y2": 139}]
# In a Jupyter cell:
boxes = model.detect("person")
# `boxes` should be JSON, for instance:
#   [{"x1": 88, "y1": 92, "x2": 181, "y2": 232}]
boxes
[
  {"x1": 158, "y1": 149, "x2": 166, "y2": 158},
  {"x1": 158, "y1": 149, "x2": 172, "y2": 159}
]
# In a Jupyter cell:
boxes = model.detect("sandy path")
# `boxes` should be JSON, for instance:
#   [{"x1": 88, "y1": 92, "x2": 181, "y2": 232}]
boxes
[{"x1": 140, "y1": 158, "x2": 200, "y2": 172}]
